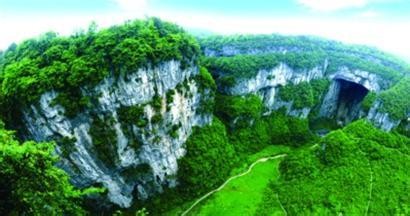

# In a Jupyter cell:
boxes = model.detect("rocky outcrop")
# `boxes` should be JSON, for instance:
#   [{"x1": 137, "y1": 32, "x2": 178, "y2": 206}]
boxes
[
  {"x1": 367, "y1": 101, "x2": 401, "y2": 131},
  {"x1": 204, "y1": 46, "x2": 302, "y2": 57},
  {"x1": 270, "y1": 100, "x2": 311, "y2": 118},
  {"x1": 22, "y1": 61, "x2": 212, "y2": 207},
  {"x1": 227, "y1": 62, "x2": 326, "y2": 95},
  {"x1": 224, "y1": 62, "x2": 327, "y2": 113},
  {"x1": 329, "y1": 67, "x2": 381, "y2": 92},
  {"x1": 220, "y1": 58, "x2": 403, "y2": 130},
  {"x1": 319, "y1": 70, "x2": 374, "y2": 124}
]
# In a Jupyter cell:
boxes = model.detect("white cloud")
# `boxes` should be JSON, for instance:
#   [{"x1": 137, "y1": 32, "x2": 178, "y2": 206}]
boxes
[
  {"x1": 0, "y1": 2, "x2": 409, "y2": 62},
  {"x1": 113, "y1": 0, "x2": 148, "y2": 15},
  {"x1": 0, "y1": 0, "x2": 151, "y2": 50},
  {"x1": 0, "y1": 13, "x2": 134, "y2": 50},
  {"x1": 297, "y1": 0, "x2": 369, "y2": 12},
  {"x1": 358, "y1": 10, "x2": 380, "y2": 18}
]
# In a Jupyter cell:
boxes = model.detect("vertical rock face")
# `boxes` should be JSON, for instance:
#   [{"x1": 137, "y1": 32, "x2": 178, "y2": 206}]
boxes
[
  {"x1": 218, "y1": 58, "x2": 403, "y2": 130},
  {"x1": 22, "y1": 61, "x2": 212, "y2": 207},
  {"x1": 225, "y1": 62, "x2": 327, "y2": 116},
  {"x1": 367, "y1": 101, "x2": 401, "y2": 131},
  {"x1": 227, "y1": 62, "x2": 326, "y2": 96}
]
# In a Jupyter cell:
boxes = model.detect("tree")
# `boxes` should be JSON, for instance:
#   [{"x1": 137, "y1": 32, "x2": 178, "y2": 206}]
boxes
[
  {"x1": 178, "y1": 117, "x2": 238, "y2": 196},
  {"x1": 0, "y1": 122, "x2": 102, "y2": 215}
]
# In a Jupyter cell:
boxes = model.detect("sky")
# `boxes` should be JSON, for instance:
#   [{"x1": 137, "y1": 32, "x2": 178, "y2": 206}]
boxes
[{"x1": 1, "y1": 0, "x2": 410, "y2": 61}]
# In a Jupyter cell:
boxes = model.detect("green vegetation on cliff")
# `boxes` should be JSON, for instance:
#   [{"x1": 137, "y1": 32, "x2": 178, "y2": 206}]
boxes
[
  {"x1": 199, "y1": 34, "x2": 409, "y2": 74},
  {"x1": 379, "y1": 77, "x2": 410, "y2": 120},
  {"x1": 203, "y1": 52, "x2": 325, "y2": 85},
  {"x1": 178, "y1": 117, "x2": 238, "y2": 197},
  {"x1": 278, "y1": 79, "x2": 330, "y2": 109},
  {"x1": 200, "y1": 35, "x2": 408, "y2": 85},
  {"x1": 0, "y1": 122, "x2": 102, "y2": 215},
  {"x1": 0, "y1": 16, "x2": 408, "y2": 216},
  {"x1": 0, "y1": 18, "x2": 200, "y2": 120},
  {"x1": 215, "y1": 94, "x2": 263, "y2": 127},
  {"x1": 89, "y1": 115, "x2": 119, "y2": 167}
]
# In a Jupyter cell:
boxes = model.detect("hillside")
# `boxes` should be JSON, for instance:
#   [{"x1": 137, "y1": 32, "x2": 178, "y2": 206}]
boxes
[{"x1": 0, "y1": 18, "x2": 408, "y2": 215}]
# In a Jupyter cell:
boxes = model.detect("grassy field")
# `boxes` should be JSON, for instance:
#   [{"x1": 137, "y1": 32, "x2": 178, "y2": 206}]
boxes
[
  {"x1": 186, "y1": 150, "x2": 286, "y2": 215},
  {"x1": 163, "y1": 145, "x2": 290, "y2": 216}
]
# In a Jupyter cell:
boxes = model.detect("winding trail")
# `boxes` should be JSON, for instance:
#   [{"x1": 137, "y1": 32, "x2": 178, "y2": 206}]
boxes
[
  {"x1": 358, "y1": 148, "x2": 374, "y2": 216},
  {"x1": 276, "y1": 193, "x2": 288, "y2": 216},
  {"x1": 365, "y1": 158, "x2": 374, "y2": 216},
  {"x1": 181, "y1": 154, "x2": 287, "y2": 216}
]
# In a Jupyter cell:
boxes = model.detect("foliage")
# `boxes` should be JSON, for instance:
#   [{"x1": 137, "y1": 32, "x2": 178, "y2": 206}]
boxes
[
  {"x1": 177, "y1": 117, "x2": 238, "y2": 197},
  {"x1": 269, "y1": 120, "x2": 409, "y2": 215},
  {"x1": 203, "y1": 52, "x2": 326, "y2": 85},
  {"x1": 118, "y1": 105, "x2": 148, "y2": 128},
  {"x1": 202, "y1": 54, "x2": 279, "y2": 84},
  {"x1": 279, "y1": 82, "x2": 314, "y2": 109},
  {"x1": 343, "y1": 120, "x2": 409, "y2": 154},
  {"x1": 200, "y1": 35, "x2": 408, "y2": 88},
  {"x1": 393, "y1": 120, "x2": 410, "y2": 138},
  {"x1": 195, "y1": 66, "x2": 216, "y2": 92},
  {"x1": 278, "y1": 79, "x2": 330, "y2": 109},
  {"x1": 226, "y1": 109, "x2": 315, "y2": 154},
  {"x1": 0, "y1": 17, "x2": 200, "y2": 120},
  {"x1": 215, "y1": 94, "x2": 263, "y2": 127},
  {"x1": 310, "y1": 78, "x2": 331, "y2": 103},
  {"x1": 361, "y1": 91, "x2": 377, "y2": 112},
  {"x1": 151, "y1": 94, "x2": 163, "y2": 112},
  {"x1": 195, "y1": 67, "x2": 216, "y2": 114},
  {"x1": 51, "y1": 91, "x2": 91, "y2": 118},
  {"x1": 378, "y1": 77, "x2": 410, "y2": 120},
  {"x1": 0, "y1": 122, "x2": 102, "y2": 215},
  {"x1": 191, "y1": 158, "x2": 282, "y2": 215},
  {"x1": 199, "y1": 34, "x2": 409, "y2": 77},
  {"x1": 89, "y1": 115, "x2": 118, "y2": 167}
]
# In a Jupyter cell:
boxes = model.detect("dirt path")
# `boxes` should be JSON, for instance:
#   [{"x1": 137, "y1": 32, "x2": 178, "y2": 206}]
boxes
[
  {"x1": 276, "y1": 193, "x2": 288, "y2": 216},
  {"x1": 365, "y1": 158, "x2": 373, "y2": 216},
  {"x1": 181, "y1": 154, "x2": 287, "y2": 216}
]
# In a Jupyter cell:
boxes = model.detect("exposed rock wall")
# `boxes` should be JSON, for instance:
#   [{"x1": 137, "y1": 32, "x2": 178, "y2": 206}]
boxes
[
  {"x1": 367, "y1": 101, "x2": 401, "y2": 131},
  {"x1": 219, "y1": 59, "x2": 402, "y2": 130},
  {"x1": 22, "y1": 61, "x2": 212, "y2": 207},
  {"x1": 224, "y1": 62, "x2": 327, "y2": 114}
]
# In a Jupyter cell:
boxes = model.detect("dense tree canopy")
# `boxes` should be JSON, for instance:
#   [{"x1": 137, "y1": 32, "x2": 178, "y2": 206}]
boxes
[
  {"x1": 0, "y1": 122, "x2": 102, "y2": 215},
  {"x1": 269, "y1": 120, "x2": 409, "y2": 215},
  {"x1": 199, "y1": 34, "x2": 410, "y2": 74},
  {"x1": 0, "y1": 18, "x2": 200, "y2": 121},
  {"x1": 379, "y1": 77, "x2": 410, "y2": 120},
  {"x1": 200, "y1": 35, "x2": 409, "y2": 87},
  {"x1": 178, "y1": 117, "x2": 238, "y2": 197}
]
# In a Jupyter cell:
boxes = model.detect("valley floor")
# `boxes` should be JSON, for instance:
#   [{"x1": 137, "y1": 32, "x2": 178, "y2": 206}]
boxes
[{"x1": 164, "y1": 145, "x2": 290, "y2": 216}]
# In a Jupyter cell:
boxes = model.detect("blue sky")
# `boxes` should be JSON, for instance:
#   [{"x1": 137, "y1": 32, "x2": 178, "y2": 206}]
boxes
[{"x1": 1, "y1": 0, "x2": 410, "y2": 61}]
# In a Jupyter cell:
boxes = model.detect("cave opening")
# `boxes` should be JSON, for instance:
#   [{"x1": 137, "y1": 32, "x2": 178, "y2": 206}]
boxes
[
  {"x1": 333, "y1": 79, "x2": 369, "y2": 124},
  {"x1": 317, "y1": 78, "x2": 370, "y2": 131}
]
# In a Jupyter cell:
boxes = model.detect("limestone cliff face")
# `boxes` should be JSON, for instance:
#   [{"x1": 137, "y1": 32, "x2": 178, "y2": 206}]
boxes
[
  {"x1": 22, "y1": 61, "x2": 212, "y2": 207},
  {"x1": 216, "y1": 56, "x2": 402, "y2": 130},
  {"x1": 367, "y1": 101, "x2": 401, "y2": 131},
  {"x1": 223, "y1": 62, "x2": 327, "y2": 118},
  {"x1": 319, "y1": 68, "x2": 381, "y2": 125}
]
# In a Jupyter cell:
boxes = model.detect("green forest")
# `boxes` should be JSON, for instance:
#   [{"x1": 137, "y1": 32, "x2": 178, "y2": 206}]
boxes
[{"x1": 0, "y1": 17, "x2": 409, "y2": 216}]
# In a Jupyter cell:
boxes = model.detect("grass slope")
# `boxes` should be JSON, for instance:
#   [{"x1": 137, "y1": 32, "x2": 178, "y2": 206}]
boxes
[{"x1": 187, "y1": 156, "x2": 284, "y2": 215}]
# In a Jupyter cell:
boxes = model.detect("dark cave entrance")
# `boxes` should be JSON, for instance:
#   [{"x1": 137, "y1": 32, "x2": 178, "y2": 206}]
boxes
[
  {"x1": 316, "y1": 78, "x2": 370, "y2": 133},
  {"x1": 333, "y1": 79, "x2": 369, "y2": 124}
]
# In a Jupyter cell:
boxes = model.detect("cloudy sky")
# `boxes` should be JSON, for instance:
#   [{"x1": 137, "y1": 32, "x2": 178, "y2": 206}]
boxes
[{"x1": 1, "y1": 0, "x2": 410, "y2": 61}]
